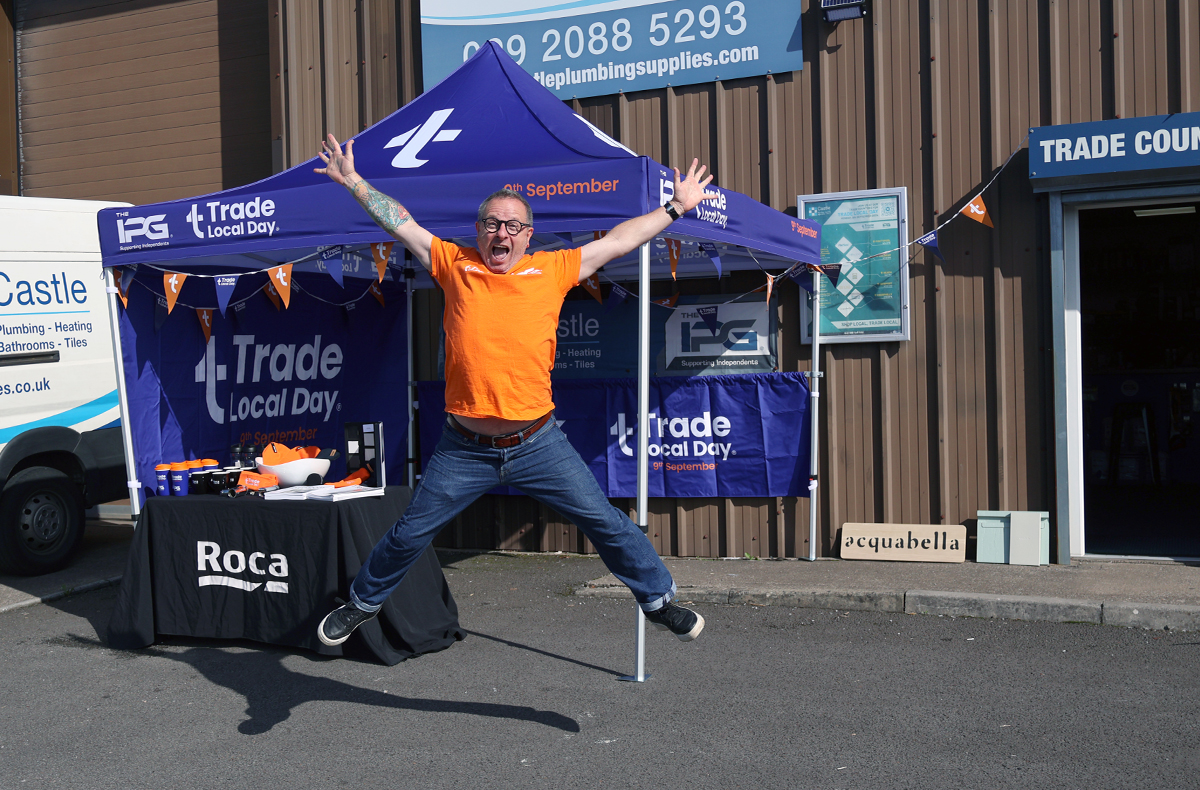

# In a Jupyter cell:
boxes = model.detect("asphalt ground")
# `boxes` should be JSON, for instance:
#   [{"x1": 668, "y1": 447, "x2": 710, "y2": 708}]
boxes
[{"x1": 3, "y1": 551, "x2": 1200, "y2": 789}]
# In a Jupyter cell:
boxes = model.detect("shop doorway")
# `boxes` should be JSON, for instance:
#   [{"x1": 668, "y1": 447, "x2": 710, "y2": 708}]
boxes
[{"x1": 1080, "y1": 201, "x2": 1200, "y2": 557}]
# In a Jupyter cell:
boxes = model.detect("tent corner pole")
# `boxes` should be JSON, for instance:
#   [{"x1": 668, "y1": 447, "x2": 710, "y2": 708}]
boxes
[
  {"x1": 807, "y1": 270, "x2": 820, "y2": 561},
  {"x1": 619, "y1": 241, "x2": 652, "y2": 683},
  {"x1": 406, "y1": 269, "x2": 416, "y2": 490},
  {"x1": 103, "y1": 268, "x2": 141, "y2": 521}
]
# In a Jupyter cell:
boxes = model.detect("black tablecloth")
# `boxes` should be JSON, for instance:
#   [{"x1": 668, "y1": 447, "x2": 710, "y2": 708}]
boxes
[{"x1": 106, "y1": 487, "x2": 463, "y2": 665}]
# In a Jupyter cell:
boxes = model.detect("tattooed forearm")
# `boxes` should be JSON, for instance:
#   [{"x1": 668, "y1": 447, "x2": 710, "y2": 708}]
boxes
[{"x1": 346, "y1": 177, "x2": 412, "y2": 236}]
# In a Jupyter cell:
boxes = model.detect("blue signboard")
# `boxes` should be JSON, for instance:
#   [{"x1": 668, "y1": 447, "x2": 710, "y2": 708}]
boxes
[
  {"x1": 547, "y1": 295, "x2": 776, "y2": 379},
  {"x1": 420, "y1": 0, "x2": 804, "y2": 100},
  {"x1": 1029, "y1": 112, "x2": 1200, "y2": 185}
]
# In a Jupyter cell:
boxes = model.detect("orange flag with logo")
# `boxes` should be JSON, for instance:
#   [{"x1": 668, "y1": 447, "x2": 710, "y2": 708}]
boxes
[
  {"x1": 163, "y1": 272, "x2": 186, "y2": 314},
  {"x1": 593, "y1": 230, "x2": 607, "y2": 241},
  {"x1": 264, "y1": 281, "x2": 282, "y2": 310},
  {"x1": 652, "y1": 293, "x2": 679, "y2": 308},
  {"x1": 582, "y1": 273, "x2": 603, "y2": 304},
  {"x1": 369, "y1": 281, "x2": 385, "y2": 306},
  {"x1": 765, "y1": 273, "x2": 777, "y2": 304},
  {"x1": 371, "y1": 241, "x2": 394, "y2": 282},
  {"x1": 267, "y1": 264, "x2": 293, "y2": 308},
  {"x1": 666, "y1": 238, "x2": 682, "y2": 280},
  {"x1": 196, "y1": 308, "x2": 213, "y2": 343},
  {"x1": 960, "y1": 195, "x2": 993, "y2": 227}
]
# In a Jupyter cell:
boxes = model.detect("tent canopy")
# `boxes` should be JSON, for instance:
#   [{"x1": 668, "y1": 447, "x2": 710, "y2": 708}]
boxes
[{"x1": 97, "y1": 42, "x2": 819, "y2": 284}]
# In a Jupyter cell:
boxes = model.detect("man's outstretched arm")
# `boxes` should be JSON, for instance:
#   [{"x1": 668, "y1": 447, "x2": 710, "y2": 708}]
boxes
[
  {"x1": 315, "y1": 133, "x2": 434, "y2": 270},
  {"x1": 578, "y1": 158, "x2": 717, "y2": 281}
]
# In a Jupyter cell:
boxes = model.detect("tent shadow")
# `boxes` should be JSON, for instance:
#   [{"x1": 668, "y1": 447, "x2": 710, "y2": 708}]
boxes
[
  {"x1": 65, "y1": 635, "x2": 579, "y2": 735},
  {"x1": 463, "y1": 628, "x2": 622, "y2": 677}
]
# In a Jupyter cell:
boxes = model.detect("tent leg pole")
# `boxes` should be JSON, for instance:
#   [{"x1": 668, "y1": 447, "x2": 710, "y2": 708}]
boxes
[
  {"x1": 619, "y1": 241, "x2": 652, "y2": 683},
  {"x1": 807, "y1": 270, "x2": 820, "y2": 561},
  {"x1": 103, "y1": 269, "x2": 141, "y2": 521},
  {"x1": 406, "y1": 271, "x2": 415, "y2": 489}
]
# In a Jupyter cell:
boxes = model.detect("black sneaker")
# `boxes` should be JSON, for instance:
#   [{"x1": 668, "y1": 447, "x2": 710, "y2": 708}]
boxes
[
  {"x1": 317, "y1": 601, "x2": 377, "y2": 646},
  {"x1": 645, "y1": 602, "x2": 705, "y2": 642}
]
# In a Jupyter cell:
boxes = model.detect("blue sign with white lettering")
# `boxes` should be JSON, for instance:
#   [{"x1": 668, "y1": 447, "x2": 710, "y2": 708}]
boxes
[
  {"x1": 420, "y1": 0, "x2": 804, "y2": 100},
  {"x1": 418, "y1": 372, "x2": 810, "y2": 497},
  {"x1": 1029, "y1": 112, "x2": 1200, "y2": 184}
]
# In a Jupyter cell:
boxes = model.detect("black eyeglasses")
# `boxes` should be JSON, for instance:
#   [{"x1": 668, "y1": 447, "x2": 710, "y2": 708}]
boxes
[{"x1": 480, "y1": 217, "x2": 532, "y2": 234}]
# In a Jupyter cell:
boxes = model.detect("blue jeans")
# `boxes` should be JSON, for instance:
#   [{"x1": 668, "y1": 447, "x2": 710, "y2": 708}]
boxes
[{"x1": 350, "y1": 416, "x2": 676, "y2": 613}]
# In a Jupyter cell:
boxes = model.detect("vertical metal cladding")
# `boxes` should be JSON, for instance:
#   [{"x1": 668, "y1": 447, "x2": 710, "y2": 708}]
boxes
[
  {"x1": 297, "y1": 0, "x2": 1183, "y2": 557},
  {"x1": 16, "y1": 0, "x2": 271, "y2": 203}
]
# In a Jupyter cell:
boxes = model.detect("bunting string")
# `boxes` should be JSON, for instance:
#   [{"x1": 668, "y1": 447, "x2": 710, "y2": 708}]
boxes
[
  {"x1": 118, "y1": 133, "x2": 1028, "y2": 319},
  {"x1": 122, "y1": 267, "x2": 388, "y2": 313}
]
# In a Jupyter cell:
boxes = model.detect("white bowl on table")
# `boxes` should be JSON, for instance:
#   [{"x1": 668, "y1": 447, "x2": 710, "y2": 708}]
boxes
[{"x1": 256, "y1": 456, "x2": 331, "y2": 487}]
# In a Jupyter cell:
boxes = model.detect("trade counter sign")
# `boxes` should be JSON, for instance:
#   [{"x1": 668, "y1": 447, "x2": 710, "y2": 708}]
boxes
[
  {"x1": 1029, "y1": 111, "x2": 1200, "y2": 188},
  {"x1": 798, "y1": 187, "x2": 910, "y2": 344},
  {"x1": 420, "y1": 0, "x2": 805, "y2": 100}
]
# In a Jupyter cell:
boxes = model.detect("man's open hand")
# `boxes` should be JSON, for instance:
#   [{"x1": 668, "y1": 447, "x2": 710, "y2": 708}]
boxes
[
  {"x1": 315, "y1": 134, "x2": 358, "y2": 186},
  {"x1": 670, "y1": 159, "x2": 718, "y2": 213}
]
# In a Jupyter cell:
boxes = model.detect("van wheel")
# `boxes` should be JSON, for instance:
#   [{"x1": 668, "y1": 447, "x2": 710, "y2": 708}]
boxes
[{"x1": 0, "y1": 467, "x2": 85, "y2": 576}]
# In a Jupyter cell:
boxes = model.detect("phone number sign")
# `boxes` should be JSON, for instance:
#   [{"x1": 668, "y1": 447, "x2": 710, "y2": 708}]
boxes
[{"x1": 420, "y1": 0, "x2": 804, "y2": 100}]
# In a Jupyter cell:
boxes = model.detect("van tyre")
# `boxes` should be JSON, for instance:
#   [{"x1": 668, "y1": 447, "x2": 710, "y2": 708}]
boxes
[{"x1": 0, "y1": 467, "x2": 85, "y2": 576}]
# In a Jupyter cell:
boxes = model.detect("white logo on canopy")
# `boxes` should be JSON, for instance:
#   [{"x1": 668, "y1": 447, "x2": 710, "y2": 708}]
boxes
[{"x1": 385, "y1": 108, "x2": 463, "y2": 168}]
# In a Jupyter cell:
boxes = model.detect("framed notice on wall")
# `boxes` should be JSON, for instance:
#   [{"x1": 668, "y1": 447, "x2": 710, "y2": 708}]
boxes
[{"x1": 797, "y1": 187, "x2": 910, "y2": 344}]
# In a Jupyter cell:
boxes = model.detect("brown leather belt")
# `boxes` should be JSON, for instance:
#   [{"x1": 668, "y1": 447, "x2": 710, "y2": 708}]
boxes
[{"x1": 450, "y1": 412, "x2": 553, "y2": 448}]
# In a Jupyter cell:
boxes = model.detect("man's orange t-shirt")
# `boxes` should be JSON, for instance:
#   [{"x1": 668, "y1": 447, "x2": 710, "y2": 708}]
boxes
[{"x1": 430, "y1": 237, "x2": 582, "y2": 421}]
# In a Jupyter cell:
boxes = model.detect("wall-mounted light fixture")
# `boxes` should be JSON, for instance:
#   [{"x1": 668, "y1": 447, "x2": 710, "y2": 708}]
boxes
[
  {"x1": 821, "y1": 0, "x2": 867, "y2": 23},
  {"x1": 1132, "y1": 206, "x2": 1196, "y2": 217}
]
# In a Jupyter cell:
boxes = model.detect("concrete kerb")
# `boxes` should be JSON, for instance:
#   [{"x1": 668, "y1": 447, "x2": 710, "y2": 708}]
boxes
[
  {"x1": 575, "y1": 583, "x2": 1200, "y2": 631},
  {"x1": 0, "y1": 576, "x2": 123, "y2": 615}
]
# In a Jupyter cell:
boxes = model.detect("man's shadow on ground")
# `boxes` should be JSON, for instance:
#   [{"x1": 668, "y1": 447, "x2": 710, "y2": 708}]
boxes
[{"x1": 66, "y1": 635, "x2": 579, "y2": 735}]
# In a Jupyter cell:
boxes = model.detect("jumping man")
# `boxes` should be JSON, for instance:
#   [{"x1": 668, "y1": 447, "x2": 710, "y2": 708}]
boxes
[{"x1": 313, "y1": 133, "x2": 718, "y2": 648}]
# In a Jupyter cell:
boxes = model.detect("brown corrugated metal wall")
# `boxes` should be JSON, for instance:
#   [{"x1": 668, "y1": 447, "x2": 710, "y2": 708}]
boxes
[
  {"x1": 405, "y1": 0, "x2": 1191, "y2": 559},
  {"x1": 11, "y1": 1, "x2": 1192, "y2": 558},
  {"x1": 16, "y1": 0, "x2": 271, "y2": 204}
]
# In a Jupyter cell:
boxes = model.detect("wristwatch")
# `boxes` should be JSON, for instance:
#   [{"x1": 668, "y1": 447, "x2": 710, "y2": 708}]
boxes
[{"x1": 663, "y1": 200, "x2": 682, "y2": 221}]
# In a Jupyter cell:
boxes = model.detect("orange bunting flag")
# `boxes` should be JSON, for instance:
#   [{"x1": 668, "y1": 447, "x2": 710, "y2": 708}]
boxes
[
  {"x1": 652, "y1": 293, "x2": 679, "y2": 308},
  {"x1": 163, "y1": 271, "x2": 186, "y2": 314},
  {"x1": 371, "y1": 241, "x2": 394, "y2": 282},
  {"x1": 960, "y1": 195, "x2": 993, "y2": 227},
  {"x1": 267, "y1": 264, "x2": 293, "y2": 308},
  {"x1": 115, "y1": 268, "x2": 129, "y2": 309},
  {"x1": 582, "y1": 273, "x2": 603, "y2": 304},
  {"x1": 593, "y1": 230, "x2": 607, "y2": 241},
  {"x1": 369, "y1": 281, "x2": 385, "y2": 306},
  {"x1": 765, "y1": 273, "x2": 777, "y2": 304},
  {"x1": 666, "y1": 238, "x2": 682, "y2": 280},
  {"x1": 196, "y1": 308, "x2": 213, "y2": 343},
  {"x1": 264, "y1": 281, "x2": 282, "y2": 311}
]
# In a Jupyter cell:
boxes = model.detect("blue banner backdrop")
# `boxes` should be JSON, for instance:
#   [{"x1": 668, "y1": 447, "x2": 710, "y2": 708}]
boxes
[
  {"x1": 417, "y1": 372, "x2": 809, "y2": 498},
  {"x1": 119, "y1": 272, "x2": 409, "y2": 501},
  {"x1": 420, "y1": 0, "x2": 804, "y2": 101}
]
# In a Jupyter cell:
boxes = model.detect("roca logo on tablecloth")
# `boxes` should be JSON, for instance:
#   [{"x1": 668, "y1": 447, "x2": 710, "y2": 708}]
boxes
[{"x1": 196, "y1": 540, "x2": 289, "y2": 593}]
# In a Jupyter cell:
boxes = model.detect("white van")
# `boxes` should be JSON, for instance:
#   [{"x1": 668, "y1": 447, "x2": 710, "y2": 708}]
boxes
[{"x1": 0, "y1": 195, "x2": 132, "y2": 575}]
